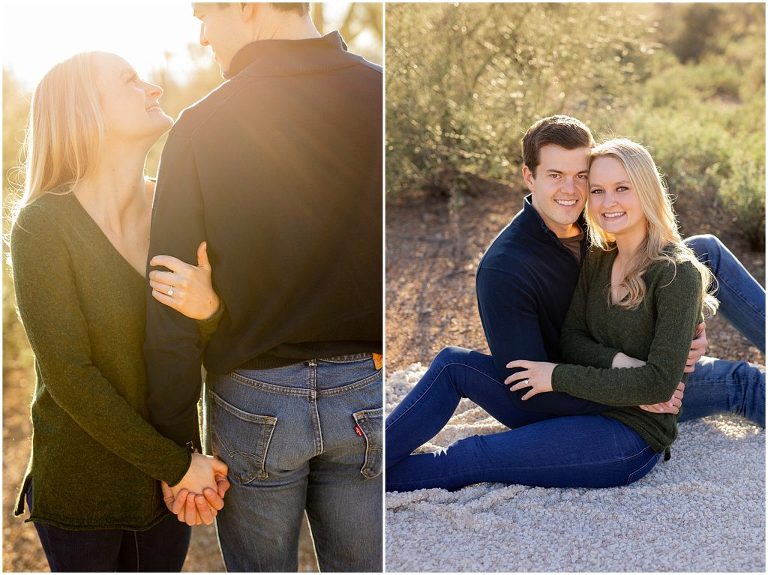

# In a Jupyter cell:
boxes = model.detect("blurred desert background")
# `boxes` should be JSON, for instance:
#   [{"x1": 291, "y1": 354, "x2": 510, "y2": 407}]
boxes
[{"x1": 2, "y1": 2, "x2": 381, "y2": 571}]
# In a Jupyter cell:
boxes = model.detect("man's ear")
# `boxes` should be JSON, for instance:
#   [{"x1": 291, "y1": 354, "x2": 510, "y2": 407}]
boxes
[{"x1": 522, "y1": 165, "x2": 536, "y2": 192}]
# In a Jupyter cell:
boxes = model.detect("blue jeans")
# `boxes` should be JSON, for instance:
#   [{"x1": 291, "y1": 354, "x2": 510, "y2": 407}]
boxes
[
  {"x1": 386, "y1": 343, "x2": 765, "y2": 492},
  {"x1": 659, "y1": 234, "x2": 765, "y2": 424},
  {"x1": 28, "y1": 490, "x2": 190, "y2": 572},
  {"x1": 685, "y1": 234, "x2": 766, "y2": 353},
  {"x1": 682, "y1": 355, "x2": 765, "y2": 426},
  {"x1": 386, "y1": 348, "x2": 660, "y2": 492},
  {"x1": 386, "y1": 234, "x2": 764, "y2": 492},
  {"x1": 210, "y1": 354, "x2": 382, "y2": 572}
]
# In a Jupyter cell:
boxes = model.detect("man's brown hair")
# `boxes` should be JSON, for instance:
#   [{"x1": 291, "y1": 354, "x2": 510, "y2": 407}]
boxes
[{"x1": 521, "y1": 115, "x2": 594, "y2": 177}]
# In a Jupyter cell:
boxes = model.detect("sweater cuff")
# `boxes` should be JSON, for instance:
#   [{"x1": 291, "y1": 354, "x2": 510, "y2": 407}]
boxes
[
  {"x1": 551, "y1": 363, "x2": 577, "y2": 395},
  {"x1": 551, "y1": 364, "x2": 565, "y2": 393},
  {"x1": 165, "y1": 449, "x2": 193, "y2": 488},
  {"x1": 196, "y1": 299, "x2": 225, "y2": 341},
  {"x1": 596, "y1": 347, "x2": 620, "y2": 369}
]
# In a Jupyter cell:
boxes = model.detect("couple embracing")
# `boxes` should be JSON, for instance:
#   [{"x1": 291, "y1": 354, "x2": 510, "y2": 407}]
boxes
[
  {"x1": 386, "y1": 115, "x2": 765, "y2": 491},
  {"x1": 11, "y1": 3, "x2": 382, "y2": 572}
]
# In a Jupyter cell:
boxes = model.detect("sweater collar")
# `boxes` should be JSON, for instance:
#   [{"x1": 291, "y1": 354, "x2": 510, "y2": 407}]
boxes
[{"x1": 228, "y1": 31, "x2": 349, "y2": 79}]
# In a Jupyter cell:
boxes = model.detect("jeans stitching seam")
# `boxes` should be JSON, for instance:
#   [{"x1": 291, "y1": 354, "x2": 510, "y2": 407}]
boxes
[
  {"x1": 319, "y1": 371, "x2": 381, "y2": 396},
  {"x1": 319, "y1": 353, "x2": 372, "y2": 364},
  {"x1": 259, "y1": 421, "x2": 277, "y2": 480},
  {"x1": 133, "y1": 530, "x2": 140, "y2": 572},
  {"x1": 230, "y1": 371, "x2": 307, "y2": 396},
  {"x1": 210, "y1": 394, "x2": 277, "y2": 483},
  {"x1": 310, "y1": 364, "x2": 324, "y2": 455},
  {"x1": 355, "y1": 411, "x2": 383, "y2": 479},
  {"x1": 391, "y1": 445, "x2": 654, "y2": 480},
  {"x1": 718, "y1": 275, "x2": 761, "y2": 316},
  {"x1": 627, "y1": 451, "x2": 661, "y2": 483}
]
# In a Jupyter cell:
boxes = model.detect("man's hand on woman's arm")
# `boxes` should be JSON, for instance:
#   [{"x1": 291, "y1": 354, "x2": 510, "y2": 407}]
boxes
[
  {"x1": 612, "y1": 320, "x2": 705, "y2": 415},
  {"x1": 685, "y1": 322, "x2": 708, "y2": 373},
  {"x1": 639, "y1": 382, "x2": 685, "y2": 415}
]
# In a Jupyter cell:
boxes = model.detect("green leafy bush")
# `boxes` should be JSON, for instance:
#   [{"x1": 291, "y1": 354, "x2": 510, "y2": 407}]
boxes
[{"x1": 386, "y1": 3, "x2": 765, "y2": 248}]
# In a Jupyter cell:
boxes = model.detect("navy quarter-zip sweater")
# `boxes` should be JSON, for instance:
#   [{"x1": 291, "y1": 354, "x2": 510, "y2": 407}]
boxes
[
  {"x1": 476, "y1": 194, "x2": 608, "y2": 415},
  {"x1": 145, "y1": 32, "x2": 382, "y2": 447}
]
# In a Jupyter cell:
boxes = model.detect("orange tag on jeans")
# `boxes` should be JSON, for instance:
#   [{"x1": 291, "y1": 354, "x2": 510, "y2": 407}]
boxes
[{"x1": 373, "y1": 353, "x2": 383, "y2": 370}]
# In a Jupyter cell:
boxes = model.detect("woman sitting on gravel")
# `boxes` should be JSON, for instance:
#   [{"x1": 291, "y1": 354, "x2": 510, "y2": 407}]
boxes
[{"x1": 386, "y1": 138, "x2": 721, "y2": 491}]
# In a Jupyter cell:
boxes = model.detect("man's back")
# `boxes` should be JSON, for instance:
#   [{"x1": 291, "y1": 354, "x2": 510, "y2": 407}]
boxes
[{"x1": 145, "y1": 32, "x2": 382, "y2": 444}]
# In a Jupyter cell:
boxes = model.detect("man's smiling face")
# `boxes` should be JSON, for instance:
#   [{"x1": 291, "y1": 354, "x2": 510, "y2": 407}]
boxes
[{"x1": 523, "y1": 144, "x2": 590, "y2": 238}]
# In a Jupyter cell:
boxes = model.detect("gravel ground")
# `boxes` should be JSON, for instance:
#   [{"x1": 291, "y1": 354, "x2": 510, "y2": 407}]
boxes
[
  {"x1": 385, "y1": 365, "x2": 765, "y2": 572},
  {"x1": 384, "y1": 182, "x2": 765, "y2": 572}
]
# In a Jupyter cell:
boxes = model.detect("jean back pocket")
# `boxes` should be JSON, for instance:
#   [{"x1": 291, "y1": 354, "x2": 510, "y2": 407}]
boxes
[
  {"x1": 211, "y1": 391, "x2": 277, "y2": 483},
  {"x1": 353, "y1": 407, "x2": 383, "y2": 479}
]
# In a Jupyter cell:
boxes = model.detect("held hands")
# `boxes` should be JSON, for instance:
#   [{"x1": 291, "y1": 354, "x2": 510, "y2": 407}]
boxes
[
  {"x1": 685, "y1": 323, "x2": 708, "y2": 374},
  {"x1": 149, "y1": 241, "x2": 220, "y2": 320},
  {"x1": 504, "y1": 360, "x2": 556, "y2": 400},
  {"x1": 161, "y1": 474, "x2": 230, "y2": 526},
  {"x1": 161, "y1": 453, "x2": 231, "y2": 526}
]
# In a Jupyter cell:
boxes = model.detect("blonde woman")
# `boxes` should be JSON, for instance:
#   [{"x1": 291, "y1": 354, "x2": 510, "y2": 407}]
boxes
[
  {"x1": 386, "y1": 138, "x2": 719, "y2": 491},
  {"x1": 506, "y1": 138, "x2": 718, "y2": 454},
  {"x1": 11, "y1": 52, "x2": 227, "y2": 571}
]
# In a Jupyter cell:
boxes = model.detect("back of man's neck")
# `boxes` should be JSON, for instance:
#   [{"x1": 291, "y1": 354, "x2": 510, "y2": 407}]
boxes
[{"x1": 256, "y1": 18, "x2": 321, "y2": 41}]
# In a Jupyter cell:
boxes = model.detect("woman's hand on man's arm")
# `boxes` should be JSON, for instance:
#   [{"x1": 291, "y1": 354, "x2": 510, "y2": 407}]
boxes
[{"x1": 149, "y1": 241, "x2": 220, "y2": 320}]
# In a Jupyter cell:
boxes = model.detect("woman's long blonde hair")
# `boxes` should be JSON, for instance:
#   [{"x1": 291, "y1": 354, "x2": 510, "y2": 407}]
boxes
[
  {"x1": 14, "y1": 52, "x2": 106, "y2": 217},
  {"x1": 585, "y1": 138, "x2": 718, "y2": 315}
]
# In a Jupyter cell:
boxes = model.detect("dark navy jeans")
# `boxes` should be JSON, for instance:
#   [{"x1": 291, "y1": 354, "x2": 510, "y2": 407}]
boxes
[
  {"x1": 386, "y1": 234, "x2": 765, "y2": 492},
  {"x1": 28, "y1": 487, "x2": 190, "y2": 573},
  {"x1": 385, "y1": 347, "x2": 661, "y2": 492},
  {"x1": 210, "y1": 354, "x2": 382, "y2": 572}
]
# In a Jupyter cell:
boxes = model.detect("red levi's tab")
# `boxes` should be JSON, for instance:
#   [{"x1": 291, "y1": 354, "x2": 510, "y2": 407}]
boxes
[{"x1": 354, "y1": 424, "x2": 364, "y2": 437}]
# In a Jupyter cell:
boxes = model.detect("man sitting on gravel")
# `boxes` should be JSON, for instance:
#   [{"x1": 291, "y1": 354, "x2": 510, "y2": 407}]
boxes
[
  {"x1": 385, "y1": 116, "x2": 764, "y2": 485},
  {"x1": 476, "y1": 115, "x2": 765, "y2": 425},
  {"x1": 385, "y1": 118, "x2": 765, "y2": 493}
]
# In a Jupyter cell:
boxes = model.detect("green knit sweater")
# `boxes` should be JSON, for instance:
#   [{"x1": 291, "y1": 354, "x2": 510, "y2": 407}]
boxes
[
  {"x1": 11, "y1": 192, "x2": 192, "y2": 530},
  {"x1": 552, "y1": 247, "x2": 703, "y2": 452}
]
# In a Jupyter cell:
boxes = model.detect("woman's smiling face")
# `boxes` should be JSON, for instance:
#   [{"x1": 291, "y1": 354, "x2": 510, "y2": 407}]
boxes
[
  {"x1": 94, "y1": 53, "x2": 173, "y2": 145},
  {"x1": 588, "y1": 155, "x2": 648, "y2": 243}
]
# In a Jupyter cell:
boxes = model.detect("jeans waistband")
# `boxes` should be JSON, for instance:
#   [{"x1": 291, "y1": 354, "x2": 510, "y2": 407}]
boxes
[
  {"x1": 226, "y1": 353, "x2": 380, "y2": 395},
  {"x1": 237, "y1": 353, "x2": 376, "y2": 371},
  {"x1": 317, "y1": 353, "x2": 374, "y2": 363}
]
